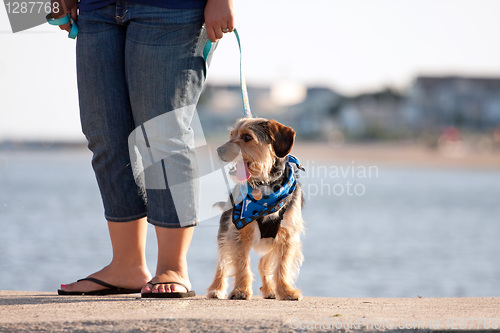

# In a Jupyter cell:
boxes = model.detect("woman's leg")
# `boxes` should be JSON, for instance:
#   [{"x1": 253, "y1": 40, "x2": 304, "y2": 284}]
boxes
[
  {"x1": 125, "y1": 5, "x2": 211, "y2": 294},
  {"x1": 60, "y1": 4, "x2": 151, "y2": 292},
  {"x1": 141, "y1": 226, "x2": 194, "y2": 293}
]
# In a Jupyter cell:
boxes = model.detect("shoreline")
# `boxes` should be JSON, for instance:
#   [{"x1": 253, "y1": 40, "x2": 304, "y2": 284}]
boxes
[
  {"x1": 293, "y1": 142, "x2": 500, "y2": 169},
  {"x1": 1, "y1": 291, "x2": 499, "y2": 332},
  {"x1": 2, "y1": 141, "x2": 499, "y2": 169}
]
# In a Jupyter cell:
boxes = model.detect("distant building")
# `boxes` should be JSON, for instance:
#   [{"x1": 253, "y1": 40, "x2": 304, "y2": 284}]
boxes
[
  {"x1": 407, "y1": 76, "x2": 500, "y2": 130},
  {"x1": 197, "y1": 83, "x2": 340, "y2": 139},
  {"x1": 284, "y1": 86, "x2": 340, "y2": 139},
  {"x1": 338, "y1": 88, "x2": 407, "y2": 139},
  {"x1": 197, "y1": 76, "x2": 500, "y2": 141}
]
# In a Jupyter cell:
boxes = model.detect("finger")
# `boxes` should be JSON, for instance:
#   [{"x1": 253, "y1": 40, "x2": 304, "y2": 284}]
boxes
[
  {"x1": 207, "y1": 26, "x2": 218, "y2": 42},
  {"x1": 58, "y1": 22, "x2": 71, "y2": 32},
  {"x1": 51, "y1": 11, "x2": 66, "y2": 19},
  {"x1": 70, "y1": 7, "x2": 78, "y2": 22},
  {"x1": 206, "y1": 28, "x2": 215, "y2": 42},
  {"x1": 227, "y1": 19, "x2": 235, "y2": 32},
  {"x1": 222, "y1": 20, "x2": 235, "y2": 33},
  {"x1": 214, "y1": 28, "x2": 223, "y2": 40}
]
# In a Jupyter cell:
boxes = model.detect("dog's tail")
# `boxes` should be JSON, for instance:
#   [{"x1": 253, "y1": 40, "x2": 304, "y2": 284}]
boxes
[{"x1": 212, "y1": 201, "x2": 232, "y2": 212}]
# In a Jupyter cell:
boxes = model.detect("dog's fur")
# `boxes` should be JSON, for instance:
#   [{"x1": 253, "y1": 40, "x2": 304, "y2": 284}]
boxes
[{"x1": 207, "y1": 118, "x2": 305, "y2": 301}]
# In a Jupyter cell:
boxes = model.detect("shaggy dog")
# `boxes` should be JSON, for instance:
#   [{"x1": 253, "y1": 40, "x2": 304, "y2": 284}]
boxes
[{"x1": 207, "y1": 118, "x2": 305, "y2": 301}]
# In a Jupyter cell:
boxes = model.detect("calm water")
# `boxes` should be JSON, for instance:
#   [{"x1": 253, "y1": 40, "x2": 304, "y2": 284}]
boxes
[{"x1": 0, "y1": 149, "x2": 499, "y2": 297}]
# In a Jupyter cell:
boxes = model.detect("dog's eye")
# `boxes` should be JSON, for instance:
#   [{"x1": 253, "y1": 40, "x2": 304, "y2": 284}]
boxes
[{"x1": 241, "y1": 134, "x2": 253, "y2": 142}]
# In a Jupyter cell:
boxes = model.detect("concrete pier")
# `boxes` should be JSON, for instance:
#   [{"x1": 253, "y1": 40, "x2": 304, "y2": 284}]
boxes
[{"x1": 0, "y1": 291, "x2": 499, "y2": 332}]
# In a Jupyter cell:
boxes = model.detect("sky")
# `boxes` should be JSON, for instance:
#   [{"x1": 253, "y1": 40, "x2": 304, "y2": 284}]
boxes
[{"x1": 1, "y1": 0, "x2": 500, "y2": 140}]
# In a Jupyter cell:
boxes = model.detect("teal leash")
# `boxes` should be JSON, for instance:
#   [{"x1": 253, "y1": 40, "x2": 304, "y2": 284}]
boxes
[
  {"x1": 46, "y1": 20, "x2": 251, "y2": 119},
  {"x1": 203, "y1": 28, "x2": 253, "y2": 118},
  {"x1": 204, "y1": 29, "x2": 253, "y2": 210},
  {"x1": 45, "y1": 16, "x2": 250, "y2": 121},
  {"x1": 233, "y1": 29, "x2": 253, "y2": 118},
  {"x1": 46, "y1": 13, "x2": 78, "y2": 39}
]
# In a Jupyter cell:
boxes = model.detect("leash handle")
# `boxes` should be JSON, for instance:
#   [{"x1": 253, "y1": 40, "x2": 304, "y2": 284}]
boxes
[
  {"x1": 46, "y1": 13, "x2": 78, "y2": 39},
  {"x1": 233, "y1": 29, "x2": 253, "y2": 118}
]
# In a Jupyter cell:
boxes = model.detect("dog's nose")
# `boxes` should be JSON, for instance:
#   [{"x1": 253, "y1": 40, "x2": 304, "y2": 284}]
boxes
[
  {"x1": 217, "y1": 146, "x2": 226, "y2": 157},
  {"x1": 218, "y1": 142, "x2": 240, "y2": 161}
]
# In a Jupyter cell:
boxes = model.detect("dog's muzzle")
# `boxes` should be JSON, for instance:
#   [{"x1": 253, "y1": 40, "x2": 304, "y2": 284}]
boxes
[{"x1": 217, "y1": 142, "x2": 240, "y2": 162}]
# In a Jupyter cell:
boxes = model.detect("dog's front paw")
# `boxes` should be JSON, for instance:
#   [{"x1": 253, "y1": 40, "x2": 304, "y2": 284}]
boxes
[
  {"x1": 207, "y1": 289, "x2": 225, "y2": 299},
  {"x1": 260, "y1": 286, "x2": 276, "y2": 299},
  {"x1": 263, "y1": 293, "x2": 276, "y2": 299},
  {"x1": 277, "y1": 288, "x2": 302, "y2": 301},
  {"x1": 228, "y1": 289, "x2": 252, "y2": 300}
]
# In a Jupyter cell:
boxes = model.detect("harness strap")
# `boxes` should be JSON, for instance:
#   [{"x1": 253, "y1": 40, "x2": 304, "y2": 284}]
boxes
[
  {"x1": 232, "y1": 156, "x2": 302, "y2": 232},
  {"x1": 256, "y1": 206, "x2": 285, "y2": 239}
]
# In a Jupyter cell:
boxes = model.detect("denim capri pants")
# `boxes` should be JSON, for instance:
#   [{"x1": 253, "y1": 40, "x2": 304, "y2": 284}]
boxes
[{"x1": 76, "y1": 2, "x2": 214, "y2": 228}]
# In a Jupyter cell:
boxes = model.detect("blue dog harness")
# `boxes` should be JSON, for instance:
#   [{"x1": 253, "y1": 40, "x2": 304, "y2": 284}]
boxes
[{"x1": 232, "y1": 155, "x2": 302, "y2": 237}]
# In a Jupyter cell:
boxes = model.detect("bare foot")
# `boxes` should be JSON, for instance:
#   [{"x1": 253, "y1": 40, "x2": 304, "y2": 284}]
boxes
[
  {"x1": 141, "y1": 270, "x2": 191, "y2": 294},
  {"x1": 142, "y1": 226, "x2": 194, "y2": 295},
  {"x1": 60, "y1": 263, "x2": 151, "y2": 293}
]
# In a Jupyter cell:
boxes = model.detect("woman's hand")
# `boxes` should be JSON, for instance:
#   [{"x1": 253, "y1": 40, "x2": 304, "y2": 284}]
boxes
[
  {"x1": 51, "y1": 0, "x2": 78, "y2": 33},
  {"x1": 204, "y1": 0, "x2": 235, "y2": 42}
]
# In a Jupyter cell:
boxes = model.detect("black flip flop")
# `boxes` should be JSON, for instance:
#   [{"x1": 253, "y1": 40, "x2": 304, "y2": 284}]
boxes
[
  {"x1": 141, "y1": 281, "x2": 196, "y2": 298},
  {"x1": 57, "y1": 277, "x2": 142, "y2": 296}
]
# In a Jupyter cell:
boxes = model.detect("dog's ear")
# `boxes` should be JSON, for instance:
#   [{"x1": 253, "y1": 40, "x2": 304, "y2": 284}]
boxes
[{"x1": 266, "y1": 119, "x2": 296, "y2": 158}]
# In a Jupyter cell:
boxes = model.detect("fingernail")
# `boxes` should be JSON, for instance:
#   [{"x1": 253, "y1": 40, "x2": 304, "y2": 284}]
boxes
[{"x1": 60, "y1": 284, "x2": 67, "y2": 288}]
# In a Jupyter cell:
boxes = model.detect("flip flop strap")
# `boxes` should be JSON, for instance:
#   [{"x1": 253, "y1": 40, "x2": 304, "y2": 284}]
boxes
[
  {"x1": 77, "y1": 277, "x2": 118, "y2": 290},
  {"x1": 147, "y1": 280, "x2": 190, "y2": 292}
]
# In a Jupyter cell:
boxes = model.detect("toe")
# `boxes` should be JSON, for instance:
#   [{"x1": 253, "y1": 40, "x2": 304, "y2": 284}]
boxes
[
  {"x1": 59, "y1": 281, "x2": 84, "y2": 293},
  {"x1": 142, "y1": 271, "x2": 191, "y2": 294},
  {"x1": 169, "y1": 283, "x2": 188, "y2": 293},
  {"x1": 141, "y1": 283, "x2": 152, "y2": 294}
]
